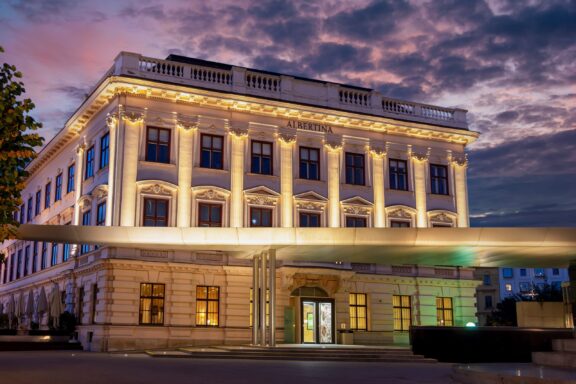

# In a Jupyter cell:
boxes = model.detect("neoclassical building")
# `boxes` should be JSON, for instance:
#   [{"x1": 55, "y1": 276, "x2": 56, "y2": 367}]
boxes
[{"x1": 0, "y1": 52, "x2": 481, "y2": 351}]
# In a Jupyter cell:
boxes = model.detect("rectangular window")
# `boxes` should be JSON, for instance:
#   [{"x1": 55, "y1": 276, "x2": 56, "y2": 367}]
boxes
[
  {"x1": 35, "y1": 190, "x2": 41, "y2": 216},
  {"x1": 250, "y1": 207, "x2": 272, "y2": 227},
  {"x1": 519, "y1": 282, "x2": 532, "y2": 292},
  {"x1": 27, "y1": 197, "x2": 32, "y2": 221},
  {"x1": 198, "y1": 203, "x2": 222, "y2": 227},
  {"x1": 430, "y1": 164, "x2": 449, "y2": 195},
  {"x1": 505, "y1": 283, "x2": 512, "y2": 292},
  {"x1": 32, "y1": 242, "x2": 38, "y2": 273},
  {"x1": 85, "y1": 146, "x2": 95, "y2": 179},
  {"x1": 96, "y1": 202, "x2": 106, "y2": 226},
  {"x1": 484, "y1": 295, "x2": 493, "y2": 310},
  {"x1": 146, "y1": 127, "x2": 170, "y2": 163},
  {"x1": 20, "y1": 204, "x2": 25, "y2": 224},
  {"x1": 62, "y1": 243, "x2": 70, "y2": 262},
  {"x1": 436, "y1": 297, "x2": 453, "y2": 326},
  {"x1": 483, "y1": 274, "x2": 491, "y2": 286},
  {"x1": 23, "y1": 245, "x2": 30, "y2": 277},
  {"x1": 299, "y1": 147, "x2": 320, "y2": 180},
  {"x1": 393, "y1": 295, "x2": 412, "y2": 331},
  {"x1": 389, "y1": 159, "x2": 408, "y2": 191},
  {"x1": 41, "y1": 242, "x2": 47, "y2": 270},
  {"x1": 16, "y1": 250, "x2": 22, "y2": 279},
  {"x1": 553, "y1": 268, "x2": 560, "y2": 276},
  {"x1": 346, "y1": 216, "x2": 367, "y2": 228},
  {"x1": 502, "y1": 268, "x2": 513, "y2": 278},
  {"x1": 196, "y1": 286, "x2": 219, "y2": 327},
  {"x1": 390, "y1": 220, "x2": 410, "y2": 228},
  {"x1": 51, "y1": 243, "x2": 59, "y2": 266},
  {"x1": 345, "y1": 152, "x2": 365, "y2": 185},
  {"x1": 139, "y1": 283, "x2": 165, "y2": 325},
  {"x1": 100, "y1": 132, "x2": 110, "y2": 169},
  {"x1": 9, "y1": 253, "x2": 15, "y2": 281},
  {"x1": 200, "y1": 134, "x2": 223, "y2": 169},
  {"x1": 44, "y1": 182, "x2": 51, "y2": 209},
  {"x1": 534, "y1": 268, "x2": 545, "y2": 277},
  {"x1": 299, "y1": 212, "x2": 321, "y2": 227},
  {"x1": 55, "y1": 173, "x2": 63, "y2": 202},
  {"x1": 251, "y1": 140, "x2": 273, "y2": 175},
  {"x1": 81, "y1": 210, "x2": 92, "y2": 254},
  {"x1": 349, "y1": 293, "x2": 367, "y2": 330},
  {"x1": 67, "y1": 164, "x2": 75, "y2": 193},
  {"x1": 143, "y1": 198, "x2": 168, "y2": 227}
]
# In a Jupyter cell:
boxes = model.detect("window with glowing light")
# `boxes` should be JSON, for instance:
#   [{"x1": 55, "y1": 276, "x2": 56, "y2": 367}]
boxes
[
  {"x1": 139, "y1": 283, "x2": 165, "y2": 325},
  {"x1": 349, "y1": 293, "x2": 367, "y2": 330},
  {"x1": 196, "y1": 286, "x2": 219, "y2": 327},
  {"x1": 436, "y1": 297, "x2": 453, "y2": 326},
  {"x1": 393, "y1": 295, "x2": 412, "y2": 331}
]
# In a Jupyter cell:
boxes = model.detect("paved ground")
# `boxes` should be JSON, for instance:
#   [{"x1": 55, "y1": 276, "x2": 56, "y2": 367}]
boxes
[{"x1": 0, "y1": 350, "x2": 456, "y2": 384}]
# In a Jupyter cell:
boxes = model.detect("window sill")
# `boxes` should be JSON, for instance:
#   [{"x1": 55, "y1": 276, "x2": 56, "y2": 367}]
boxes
[
  {"x1": 246, "y1": 172, "x2": 278, "y2": 179},
  {"x1": 140, "y1": 160, "x2": 176, "y2": 168},
  {"x1": 194, "y1": 166, "x2": 228, "y2": 174}
]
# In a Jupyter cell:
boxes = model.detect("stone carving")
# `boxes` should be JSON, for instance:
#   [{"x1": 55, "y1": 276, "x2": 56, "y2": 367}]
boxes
[
  {"x1": 370, "y1": 147, "x2": 387, "y2": 159},
  {"x1": 246, "y1": 195, "x2": 277, "y2": 206},
  {"x1": 176, "y1": 115, "x2": 199, "y2": 131},
  {"x1": 295, "y1": 201, "x2": 325, "y2": 211},
  {"x1": 451, "y1": 154, "x2": 468, "y2": 167},
  {"x1": 342, "y1": 205, "x2": 370, "y2": 215},
  {"x1": 411, "y1": 149, "x2": 430, "y2": 162},
  {"x1": 141, "y1": 183, "x2": 172, "y2": 196},
  {"x1": 196, "y1": 189, "x2": 226, "y2": 201},
  {"x1": 388, "y1": 208, "x2": 412, "y2": 219},
  {"x1": 122, "y1": 111, "x2": 145, "y2": 124},
  {"x1": 106, "y1": 113, "x2": 118, "y2": 129},
  {"x1": 278, "y1": 132, "x2": 297, "y2": 144},
  {"x1": 324, "y1": 142, "x2": 342, "y2": 151},
  {"x1": 430, "y1": 212, "x2": 454, "y2": 224}
]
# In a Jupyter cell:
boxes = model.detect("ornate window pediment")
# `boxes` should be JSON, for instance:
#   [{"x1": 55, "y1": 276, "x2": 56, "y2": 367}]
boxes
[
  {"x1": 385, "y1": 205, "x2": 417, "y2": 227},
  {"x1": 90, "y1": 184, "x2": 108, "y2": 201},
  {"x1": 341, "y1": 196, "x2": 373, "y2": 216},
  {"x1": 138, "y1": 181, "x2": 177, "y2": 196},
  {"x1": 244, "y1": 186, "x2": 280, "y2": 206},
  {"x1": 193, "y1": 187, "x2": 229, "y2": 202},
  {"x1": 428, "y1": 210, "x2": 457, "y2": 227},
  {"x1": 294, "y1": 191, "x2": 328, "y2": 211}
]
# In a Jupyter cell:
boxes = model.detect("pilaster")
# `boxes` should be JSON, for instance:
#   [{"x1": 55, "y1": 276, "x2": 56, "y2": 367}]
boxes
[
  {"x1": 370, "y1": 146, "x2": 387, "y2": 227},
  {"x1": 279, "y1": 133, "x2": 296, "y2": 228},
  {"x1": 105, "y1": 114, "x2": 118, "y2": 226},
  {"x1": 325, "y1": 141, "x2": 342, "y2": 227},
  {"x1": 410, "y1": 146, "x2": 430, "y2": 228},
  {"x1": 229, "y1": 123, "x2": 248, "y2": 227},
  {"x1": 176, "y1": 114, "x2": 198, "y2": 227},
  {"x1": 73, "y1": 143, "x2": 86, "y2": 226},
  {"x1": 451, "y1": 154, "x2": 470, "y2": 228}
]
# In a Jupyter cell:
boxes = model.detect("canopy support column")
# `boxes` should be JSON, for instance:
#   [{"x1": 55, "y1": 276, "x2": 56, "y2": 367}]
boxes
[
  {"x1": 269, "y1": 250, "x2": 276, "y2": 347},
  {"x1": 252, "y1": 254, "x2": 260, "y2": 345}
]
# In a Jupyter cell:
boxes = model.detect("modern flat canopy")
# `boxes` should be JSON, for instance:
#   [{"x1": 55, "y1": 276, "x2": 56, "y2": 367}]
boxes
[{"x1": 13, "y1": 225, "x2": 576, "y2": 268}]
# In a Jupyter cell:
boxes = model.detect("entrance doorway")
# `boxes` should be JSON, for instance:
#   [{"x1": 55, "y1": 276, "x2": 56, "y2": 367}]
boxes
[{"x1": 301, "y1": 299, "x2": 334, "y2": 344}]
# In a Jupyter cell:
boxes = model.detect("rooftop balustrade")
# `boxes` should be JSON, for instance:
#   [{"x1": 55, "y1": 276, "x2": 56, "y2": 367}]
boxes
[{"x1": 109, "y1": 52, "x2": 468, "y2": 129}]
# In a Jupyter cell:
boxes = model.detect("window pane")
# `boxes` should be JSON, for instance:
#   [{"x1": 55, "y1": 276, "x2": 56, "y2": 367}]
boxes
[
  {"x1": 202, "y1": 135, "x2": 211, "y2": 147},
  {"x1": 159, "y1": 129, "x2": 169, "y2": 142},
  {"x1": 253, "y1": 141, "x2": 261, "y2": 154},
  {"x1": 262, "y1": 143, "x2": 271, "y2": 156},
  {"x1": 210, "y1": 206, "x2": 221, "y2": 222},
  {"x1": 213, "y1": 136, "x2": 222, "y2": 149}
]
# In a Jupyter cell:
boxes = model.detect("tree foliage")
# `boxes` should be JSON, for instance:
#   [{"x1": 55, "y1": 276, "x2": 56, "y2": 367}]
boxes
[{"x1": 0, "y1": 46, "x2": 44, "y2": 243}]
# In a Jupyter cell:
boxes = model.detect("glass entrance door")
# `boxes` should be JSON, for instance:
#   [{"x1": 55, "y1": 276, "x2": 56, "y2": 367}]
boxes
[{"x1": 301, "y1": 299, "x2": 334, "y2": 344}]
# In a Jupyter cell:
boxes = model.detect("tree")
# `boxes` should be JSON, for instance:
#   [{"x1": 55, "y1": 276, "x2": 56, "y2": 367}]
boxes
[{"x1": 0, "y1": 46, "x2": 44, "y2": 242}]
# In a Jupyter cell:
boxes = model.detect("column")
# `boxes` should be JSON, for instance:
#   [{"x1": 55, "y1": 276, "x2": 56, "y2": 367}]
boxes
[
  {"x1": 452, "y1": 156, "x2": 470, "y2": 228},
  {"x1": 229, "y1": 126, "x2": 247, "y2": 227},
  {"x1": 176, "y1": 117, "x2": 196, "y2": 227},
  {"x1": 105, "y1": 114, "x2": 117, "y2": 226},
  {"x1": 279, "y1": 135, "x2": 295, "y2": 227},
  {"x1": 119, "y1": 110, "x2": 144, "y2": 226},
  {"x1": 411, "y1": 147, "x2": 430, "y2": 228},
  {"x1": 260, "y1": 251, "x2": 267, "y2": 345},
  {"x1": 72, "y1": 144, "x2": 85, "y2": 226},
  {"x1": 325, "y1": 143, "x2": 342, "y2": 227},
  {"x1": 268, "y1": 250, "x2": 276, "y2": 346},
  {"x1": 252, "y1": 254, "x2": 260, "y2": 345},
  {"x1": 371, "y1": 148, "x2": 386, "y2": 227}
]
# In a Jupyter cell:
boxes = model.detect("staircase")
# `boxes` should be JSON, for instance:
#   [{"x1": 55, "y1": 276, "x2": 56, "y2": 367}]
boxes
[
  {"x1": 533, "y1": 337, "x2": 576, "y2": 368},
  {"x1": 146, "y1": 345, "x2": 437, "y2": 363}
]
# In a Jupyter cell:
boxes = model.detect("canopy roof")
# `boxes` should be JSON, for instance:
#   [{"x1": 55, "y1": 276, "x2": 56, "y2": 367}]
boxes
[{"x1": 14, "y1": 225, "x2": 576, "y2": 268}]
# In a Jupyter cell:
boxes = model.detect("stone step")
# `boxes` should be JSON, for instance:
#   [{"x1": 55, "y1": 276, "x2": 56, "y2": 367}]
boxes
[
  {"x1": 532, "y1": 351, "x2": 576, "y2": 369},
  {"x1": 215, "y1": 346, "x2": 414, "y2": 355},
  {"x1": 552, "y1": 338, "x2": 576, "y2": 353}
]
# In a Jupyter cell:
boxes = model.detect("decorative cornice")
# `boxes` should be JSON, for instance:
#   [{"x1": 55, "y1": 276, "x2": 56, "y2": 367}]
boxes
[
  {"x1": 388, "y1": 208, "x2": 413, "y2": 219},
  {"x1": 369, "y1": 147, "x2": 387, "y2": 159},
  {"x1": 176, "y1": 114, "x2": 199, "y2": 131},
  {"x1": 410, "y1": 147, "x2": 431, "y2": 162},
  {"x1": 278, "y1": 133, "x2": 297, "y2": 144},
  {"x1": 324, "y1": 142, "x2": 343, "y2": 152},
  {"x1": 195, "y1": 189, "x2": 227, "y2": 202}
]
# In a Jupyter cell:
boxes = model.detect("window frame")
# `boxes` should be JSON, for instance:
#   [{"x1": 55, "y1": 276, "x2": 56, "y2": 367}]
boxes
[
  {"x1": 299, "y1": 212, "x2": 321, "y2": 227},
  {"x1": 345, "y1": 216, "x2": 367, "y2": 228},
  {"x1": 85, "y1": 145, "x2": 95, "y2": 179},
  {"x1": 345, "y1": 152, "x2": 365, "y2": 185},
  {"x1": 44, "y1": 182, "x2": 51, "y2": 209},
  {"x1": 430, "y1": 164, "x2": 449, "y2": 195},
  {"x1": 249, "y1": 207, "x2": 273, "y2": 227},
  {"x1": 139, "y1": 283, "x2": 165, "y2": 326},
  {"x1": 250, "y1": 140, "x2": 273, "y2": 175},
  {"x1": 35, "y1": 190, "x2": 41, "y2": 216},
  {"x1": 349, "y1": 293, "x2": 368, "y2": 331},
  {"x1": 299, "y1": 146, "x2": 320, "y2": 180},
  {"x1": 142, "y1": 198, "x2": 169, "y2": 227},
  {"x1": 96, "y1": 202, "x2": 106, "y2": 226},
  {"x1": 100, "y1": 132, "x2": 110, "y2": 169},
  {"x1": 196, "y1": 285, "x2": 220, "y2": 327},
  {"x1": 51, "y1": 243, "x2": 59, "y2": 267},
  {"x1": 55, "y1": 173, "x2": 63, "y2": 202},
  {"x1": 198, "y1": 203, "x2": 223, "y2": 227},
  {"x1": 436, "y1": 297, "x2": 453, "y2": 326},
  {"x1": 200, "y1": 133, "x2": 224, "y2": 170},
  {"x1": 390, "y1": 220, "x2": 411, "y2": 228},
  {"x1": 145, "y1": 126, "x2": 171, "y2": 164},
  {"x1": 389, "y1": 159, "x2": 408, "y2": 191},
  {"x1": 393, "y1": 295, "x2": 412, "y2": 331},
  {"x1": 67, "y1": 164, "x2": 75, "y2": 194}
]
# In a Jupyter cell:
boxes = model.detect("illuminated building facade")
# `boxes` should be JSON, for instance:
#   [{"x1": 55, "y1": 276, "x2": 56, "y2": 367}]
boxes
[{"x1": 0, "y1": 52, "x2": 480, "y2": 351}]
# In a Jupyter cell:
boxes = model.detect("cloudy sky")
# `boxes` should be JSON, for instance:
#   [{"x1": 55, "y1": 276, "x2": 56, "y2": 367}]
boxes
[{"x1": 1, "y1": 0, "x2": 574, "y2": 226}]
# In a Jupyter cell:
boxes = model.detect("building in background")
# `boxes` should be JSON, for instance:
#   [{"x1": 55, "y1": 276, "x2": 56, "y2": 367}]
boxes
[
  {"x1": 0, "y1": 52, "x2": 480, "y2": 351},
  {"x1": 499, "y1": 267, "x2": 568, "y2": 301},
  {"x1": 473, "y1": 267, "x2": 501, "y2": 326}
]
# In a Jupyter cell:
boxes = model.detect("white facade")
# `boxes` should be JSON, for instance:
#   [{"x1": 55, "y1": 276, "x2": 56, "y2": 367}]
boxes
[{"x1": 0, "y1": 52, "x2": 480, "y2": 351}]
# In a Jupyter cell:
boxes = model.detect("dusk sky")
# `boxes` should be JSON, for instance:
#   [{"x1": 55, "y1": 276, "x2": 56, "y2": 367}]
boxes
[{"x1": 1, "y1": 0, "x2": 574, "y2": 227}]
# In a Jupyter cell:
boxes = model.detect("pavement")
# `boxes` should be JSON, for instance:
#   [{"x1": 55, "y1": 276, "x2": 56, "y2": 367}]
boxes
[{"x1": 0, "y1": 350, "x2": 456, "y2": 384}]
